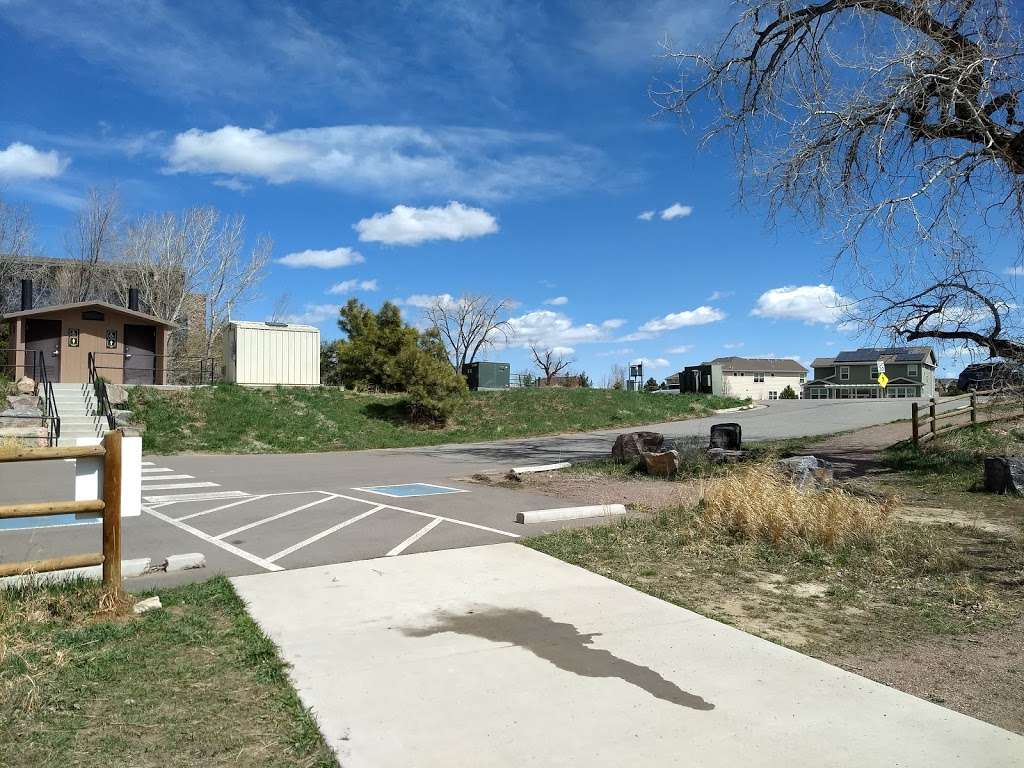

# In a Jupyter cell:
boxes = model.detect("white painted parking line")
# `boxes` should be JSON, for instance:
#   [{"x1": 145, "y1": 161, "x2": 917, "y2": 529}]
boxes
[
  {"x1": 214, "y1": 493, "x2": 338, "y2": 540},
  {"x1": 141, "y1": 461, "x2": 155, "y2": 467},
  {"x1": 139, "y1": 481, "x2": 219, "y2": 491},
  {"x1": 142, "y1": 467, "x2": 175, "y2": 474},
  {"x1": 266, "y1": 505, "x2": 385, "y2": 563},
  {"x1": 177, "y1": 495, "x2": 268, "y2": 521},
  {"x1": 143, "y1": 490, "x2": 251, "y2": 503},
  {"x1": 386, "y1": 517, "x2": 443, "y2": 557},
  {"x1": 141, "y1": 474, "x2": 194, "y2": 482},
  {"x1": 143, "y1": 504, "x2": 283, "y2": 572}
]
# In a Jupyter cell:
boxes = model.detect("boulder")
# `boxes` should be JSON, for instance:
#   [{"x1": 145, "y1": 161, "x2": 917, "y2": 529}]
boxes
[
  {"x1": 0, "y1": 426, "x2": 49, "y2": 448},
  {"x1": 112, "y1": 409, "x2": 134, "y2": 427},
  {"x1": 611, "y1": 431, "x2": 665, "y2": 463},
  {"x1": 984, "y1": 457, "x2": 1024, "y2": 496},
  {"x1": 706, "y1": 448, "x2": 751, "y2": 464},
  {"x1": 776, "y1": 455, "x2": 834, "y2": 489},
  {"x1": 709, "y1": 423, "x2": 742, "y2": 450},
  {"x1": 7, "y1": 394, "x2": 40, "y2": 411},
  {"x1": 105, "y1": 383, "x2": 129, "y2": 406},
  {"x1": 15, "y1": 376, "x2": 35, "y2": 395},
  {"x1": 642, "y1": 449, "x2": 680, "y2": 478},
  {"x1": 0, "y1": 408, "x2": 42, "y2": 428}
]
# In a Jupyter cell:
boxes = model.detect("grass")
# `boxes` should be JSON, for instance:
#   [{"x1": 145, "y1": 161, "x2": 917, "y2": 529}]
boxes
[
  {"x1": 526, "y1": 503, "x2": 1023, "y2": 655},
  {"x1": 128, "y1": 384, "x2": 743, "y2": 454},
  {"x1": 0, "y1": 577, "x2": 334, "y2": 768},
  {"x1": 883, "y1": 417, "x2": 1024, "y2": 492}
]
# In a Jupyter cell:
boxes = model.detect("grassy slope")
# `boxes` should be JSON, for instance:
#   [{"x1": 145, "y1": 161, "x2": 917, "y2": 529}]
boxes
[
  {"x1": 0, "y1": 577, "x2": 333, "y2": 768},
  {"x1": 128, "y1": 385, "x2": 743, "y2": 454}
]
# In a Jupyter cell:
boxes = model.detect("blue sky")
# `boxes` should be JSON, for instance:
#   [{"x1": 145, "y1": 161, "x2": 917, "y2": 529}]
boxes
[{"x1": 1, "y1": 0, "x2": 1017, "y2": 379}]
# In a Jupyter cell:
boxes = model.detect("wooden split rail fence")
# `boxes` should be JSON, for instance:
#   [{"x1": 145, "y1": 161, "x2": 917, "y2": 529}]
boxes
[
  {"x1": 911, "y1": 391, "x2": 995, "y2": 447},
  {"x1": 0, "y1": 430, "x2": 123, "y2": 589}
]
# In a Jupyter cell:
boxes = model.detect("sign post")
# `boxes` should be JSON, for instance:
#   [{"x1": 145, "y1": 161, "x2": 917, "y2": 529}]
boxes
[{"x1": 876, "y1": 360, "x2": 888, "y2": 395}]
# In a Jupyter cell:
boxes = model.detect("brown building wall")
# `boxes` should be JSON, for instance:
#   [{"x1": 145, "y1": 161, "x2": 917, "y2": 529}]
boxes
[{"x1": 6, "y1": 308, "x2": 168, "y2": 385}]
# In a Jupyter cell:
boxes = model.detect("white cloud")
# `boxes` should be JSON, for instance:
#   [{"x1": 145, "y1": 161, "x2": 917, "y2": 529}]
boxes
[
  {"x1": 707, "y1": 290, "x2": 734, "y2": 302},
  {"x1": 507, "y1": 310, "x2": 609, "y2": 348},
  {"x1": 750, "y1": 284, "x2": 848, "y2": 324},
  {"x1": 544, "y1": 296, "x2": 569, "y2": 306},
  {"x1": 637, "y1": 210, "x2": 655, "y2": 221},
  {"x1": 661, "y1": 203, "x2": 693, "y2": 221},
  {"x1": 355, "y1": 202, "x2": 498, "y2": 246},
  {"x1": 212, "y1": 177, "x2": 251, "y2": 192},
  {"x1": 165, "y1": 125, "x2": 599, "y2": 201},
  {"x1": 601, "y1": 318, "x2": 626, "y2": 329},
  {"x1": 277, "y1": 247, "x2": 365, "y2": 269},
  {"x1": 551, "y1": 346, "x2": 576, "y2": 357},
  {"x1": 327, "y1": 279, "x2": 379, "y2": 295},
  {"x1": 597, "y1": 347, "x2": 634, "y2": 357},
  {"x1": 617, "y1": 331, "x2": 656, "y2": 342},
  {"x1": 395, "y1": 293, "x2": 455, "y2": 309},
  {"x1": 632, "y1": 357, "x2": 671, "y2": 369},
  {"x1": 723, "y1": 341, "x2": 745, "y2": 349},
  {"x1": 283, "y1": 303, "x2": 340, "y2": 325},
  {"x1": 0, "y1": 142, "x2": 68, "y2": 180},
  {"x1": 666, "y1": 345, "x2": 693, "y2": 354},
  {"x1": 639, "y1": 306, "x2": 726, "y2": 333}
]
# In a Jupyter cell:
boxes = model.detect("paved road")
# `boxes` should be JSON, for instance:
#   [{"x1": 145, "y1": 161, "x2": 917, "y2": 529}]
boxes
[
  {"x1": 1, "y1": 400, "x2": 918, "y2": 588},
  {"x1": 234, "y1": 544, "x2": 1024, "y2": 767}
]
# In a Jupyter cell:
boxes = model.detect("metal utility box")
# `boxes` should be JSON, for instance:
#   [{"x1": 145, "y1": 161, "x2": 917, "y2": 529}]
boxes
[
  {"x1": 224, "y1": 321, "x2": 321, "y2": 386},
  {"x1": 462, "y1": 361, "x2": 510, "y2": 391}
]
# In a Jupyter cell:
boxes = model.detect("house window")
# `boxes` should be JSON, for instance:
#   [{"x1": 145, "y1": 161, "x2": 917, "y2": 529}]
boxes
[
  {"x1": 870, "y1": 366, "x2": 879, "y2": 378},
  {"x1": 907, "y1": 364, "x2": 918, "y2": 376},
  {"x1": 754, "y1": 372, "x2": 765, "y2": 383},
  {"x1": 839, "y1": 366, "x2": 850, "y2": 380},
  {"x1": 768, "y1": 391, "x2": 778, "y2": 400}
]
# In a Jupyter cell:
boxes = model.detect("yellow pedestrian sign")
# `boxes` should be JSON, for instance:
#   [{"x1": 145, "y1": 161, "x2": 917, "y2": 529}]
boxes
[{"x1": 877, "y1": 372, "x2": 889, "y2": 389}]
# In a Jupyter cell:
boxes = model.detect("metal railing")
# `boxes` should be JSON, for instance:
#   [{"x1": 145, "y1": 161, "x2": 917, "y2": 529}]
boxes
[
  {"x1": 88, "y1": 351, "x2": 116, "y2": 431},
  {"x1": 1, "y1": 349, "x2": 61, "y2": 446},
  {"x1": 0, "y1": 430, "x2": 124, "y2": 589},
  {"x1": 89, "y1": 350, "x2": 220, "y2": 385}
]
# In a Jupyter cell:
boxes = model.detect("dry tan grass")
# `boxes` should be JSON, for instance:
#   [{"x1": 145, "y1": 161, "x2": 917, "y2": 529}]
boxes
[{"x1": 700, "y1": 463, "x2": 895, "y2": 549}]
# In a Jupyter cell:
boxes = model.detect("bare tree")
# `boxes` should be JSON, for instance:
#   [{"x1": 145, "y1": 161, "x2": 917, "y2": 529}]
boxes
[
  {"x1": 61, "y1": 187, "x2": 121, "y2": 303},
  {"x1": 424, "y1": 294, "x2": 515, "y2": 372},
  {"x1": 661, "y1": 1, "x2": 1024, "y2": 360},
  {"x1": 269, "y1": 293, "x2": 291, "y2": 323},
  {"x1": 0, "y1": 195, "x2": 33, "y2": 311},
  {"x1": 530, "y1": 344, "x2": 573, "y2": 385},
  {"x1": 118, "y1": 207, "x2": 272, "y2": 360},
  {"x1": 604, "y1": 363, "x2": 626, "y2": 390}
]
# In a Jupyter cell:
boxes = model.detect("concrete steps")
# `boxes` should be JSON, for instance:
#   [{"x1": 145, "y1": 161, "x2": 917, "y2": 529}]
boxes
[{"x1": 46, "y1": 383, "x2": 105, "y2": 442}]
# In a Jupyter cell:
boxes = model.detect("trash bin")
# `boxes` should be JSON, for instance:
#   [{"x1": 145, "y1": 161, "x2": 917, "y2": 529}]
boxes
[{"x1": 709, "y1": 423, "x2": 742, "y2": 450}]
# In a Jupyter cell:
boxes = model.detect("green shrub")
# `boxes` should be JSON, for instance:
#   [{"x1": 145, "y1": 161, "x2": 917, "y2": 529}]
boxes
[
  {"x1": 779, "y1": 385, "x2": 798, "y2": 399},
  {"x1": 400, "y1": 347, "x2": 467, "y2": 424}
]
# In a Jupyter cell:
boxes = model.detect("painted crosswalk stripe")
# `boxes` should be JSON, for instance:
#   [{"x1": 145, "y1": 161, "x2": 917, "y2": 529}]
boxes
[
  {"x1": 143, "y1": 490, "x2": 251, "y2": 503},
  {"x1": 142, "y1": 467, "x2": 175, "y2": 474},
  {"x1": 177, "y1": 495, "x2": 267, "y2": 522},
  {"x1": 141, "y1": 474, "x2": 194, "y2": 482},
  {"x1": 214, "y1": 494, "x2": 337, "y2": 540},
  {"x1": 138, "y1": 481, "x2": 218, "y2": 491},
  {"x1": 266, "y1": 505, "x2": 384, "y2": 563},
  {"x1": 386, "y1": 517, "x2": 443, "y2": 557},
  {"x1": 141, "y1": 461, "x2": 155, "y2": 466},
  {"x1": 143, "y1": 504, "x2": 283, "y2": 573}
]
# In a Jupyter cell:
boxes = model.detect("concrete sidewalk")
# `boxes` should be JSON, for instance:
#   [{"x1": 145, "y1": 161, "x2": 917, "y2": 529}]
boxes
[{"x1": 232, "y1": 544, "x2": 1023, "y2": 767}]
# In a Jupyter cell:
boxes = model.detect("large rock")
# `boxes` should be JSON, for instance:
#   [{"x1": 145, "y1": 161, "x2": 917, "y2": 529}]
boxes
[
  {"x1": 612, "y1": 431, "x2": 665, "y2": 463},
  {"x1": 15, "y1": 376, "x2": 35, "y2": 395},
  {"x1": 706, "y1": 448, "x2": 751, "y2": 465},
  {"x1": 0, "y1": 426, "x2": 49, "y2": 448},
  {"x1": 105, "y1": 383, "x2": 129, "y2": 406},
  {"x1": 984, "y1": 457, "x2": 1024, "y2": 496},
  {"x1": 7, "y1": 394, "x2": 40, "y2": 411},
  {"x1": 776, "y1": 455, "x2": 834, "y2": 489},
  {"x1": 642, "y1": 449, "x2": 680, "y2": 478},
  {"x1": 709, "y1": 423, "x2": 742, "y2": 450}
]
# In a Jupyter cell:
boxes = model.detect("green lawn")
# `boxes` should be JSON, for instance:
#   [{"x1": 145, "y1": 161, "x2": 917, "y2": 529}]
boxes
[
  {"x1": 127, "y1": 385, "x2": 743, "y2": 454},
  {"x1": 0, "y1": 577, "x2": 333, "y2": 768}
]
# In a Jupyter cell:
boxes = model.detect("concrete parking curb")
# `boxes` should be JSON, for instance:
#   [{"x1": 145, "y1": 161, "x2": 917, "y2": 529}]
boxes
[{"x1": 515, "y1": 504, "x2": 627, "y2": 524}]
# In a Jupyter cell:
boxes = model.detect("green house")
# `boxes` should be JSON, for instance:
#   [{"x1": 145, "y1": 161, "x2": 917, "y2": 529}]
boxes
[{"x1": 804, "y1": 347, "x2": 936, "y2": 399}]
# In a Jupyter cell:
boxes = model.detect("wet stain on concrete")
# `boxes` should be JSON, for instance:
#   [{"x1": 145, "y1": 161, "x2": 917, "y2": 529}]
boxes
[{"x1": 402, "y1": 607, "x2": 714, "y2": 711}]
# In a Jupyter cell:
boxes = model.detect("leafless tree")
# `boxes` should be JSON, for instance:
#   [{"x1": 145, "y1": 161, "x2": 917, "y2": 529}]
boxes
[
  {"x1": 530, "y1": 344, "x2": 573, "y2": 385},
  {"x1": 269, "y1": 293, "x2": 291, "y2": 323},
  {"x1": 660, "y1": 0, "x2": 1024, "y2": 361},
  {"x1": 0, "y1": 195, "x2": 33, "y2": 310},
  {"x1": 424, "y1": 294, "x2": 515, "y2": 372},
  {"x1": 604, "y1": 363, "x2": 626, "y2": 390},
  {"x1": 118, "y1": 207, "x2": 272, "y2": 360},
  {"x1": 61, "y1": 187, "x2": 121, "y2": 303}
]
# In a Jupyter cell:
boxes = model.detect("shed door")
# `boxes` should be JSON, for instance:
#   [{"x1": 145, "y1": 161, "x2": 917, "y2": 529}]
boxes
[
  {"x1": 25, "y1": 319, "x2": 62, "y2": 383},
  {"x1": 124, "y1": 324, "x2": 156, "y2": 385}
]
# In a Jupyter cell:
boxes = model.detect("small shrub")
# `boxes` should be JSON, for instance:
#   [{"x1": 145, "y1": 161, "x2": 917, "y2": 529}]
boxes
[
  {"x1": 779, "y1": 385, "x2": 798, "y2": 399},
  {"x1": 400, "y1": 349, "x2": 467, "y2": 425},
  {"x1": 700, "y1": 463, "x2": 894, "y2": 550}
]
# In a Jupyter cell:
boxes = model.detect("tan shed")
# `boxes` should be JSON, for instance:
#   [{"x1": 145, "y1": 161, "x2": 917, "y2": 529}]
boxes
[{"x1": 223, "y1": 321, "x2": 321, "y2": 386}]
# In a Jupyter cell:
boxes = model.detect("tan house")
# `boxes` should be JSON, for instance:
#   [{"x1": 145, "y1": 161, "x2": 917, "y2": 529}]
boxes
[{"x1": 3, "y1": 283, "x2": 173, "y2": 385}]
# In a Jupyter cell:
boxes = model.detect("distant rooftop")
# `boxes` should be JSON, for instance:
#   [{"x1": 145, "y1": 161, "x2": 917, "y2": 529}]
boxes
[
  {"x1": 832, "y1": 347, "x2": 934, "y2": 364},
  {"x1": 708, "y1": 356, "x2": 807, "y2": 374}
]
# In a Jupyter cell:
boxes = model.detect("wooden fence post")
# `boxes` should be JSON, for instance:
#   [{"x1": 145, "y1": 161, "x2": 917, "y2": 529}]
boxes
[
  {"x1": 928, "y1": 398, "x2": 937, "y2": 437},
  {"x1": 970, "y1": 394, "x2": 977, "y2": 426},
  {"x1": 911, "y1": 402, "x2": 919, "y2": 446},
  {"x1": 102, "y1": 429, "x2": 123, "y2": 591}
]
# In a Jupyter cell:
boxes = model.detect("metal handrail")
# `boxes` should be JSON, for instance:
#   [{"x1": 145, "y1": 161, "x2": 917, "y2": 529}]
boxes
[
  {"x1": 89, "y1": 350, "x2": 220, "y2": 385},
  {"x1": 88, "y1": 351, "x2": 117, "y2": 431},
  {"x1": 1, "y1": 349, "x2": 60, "y2": 446}
]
